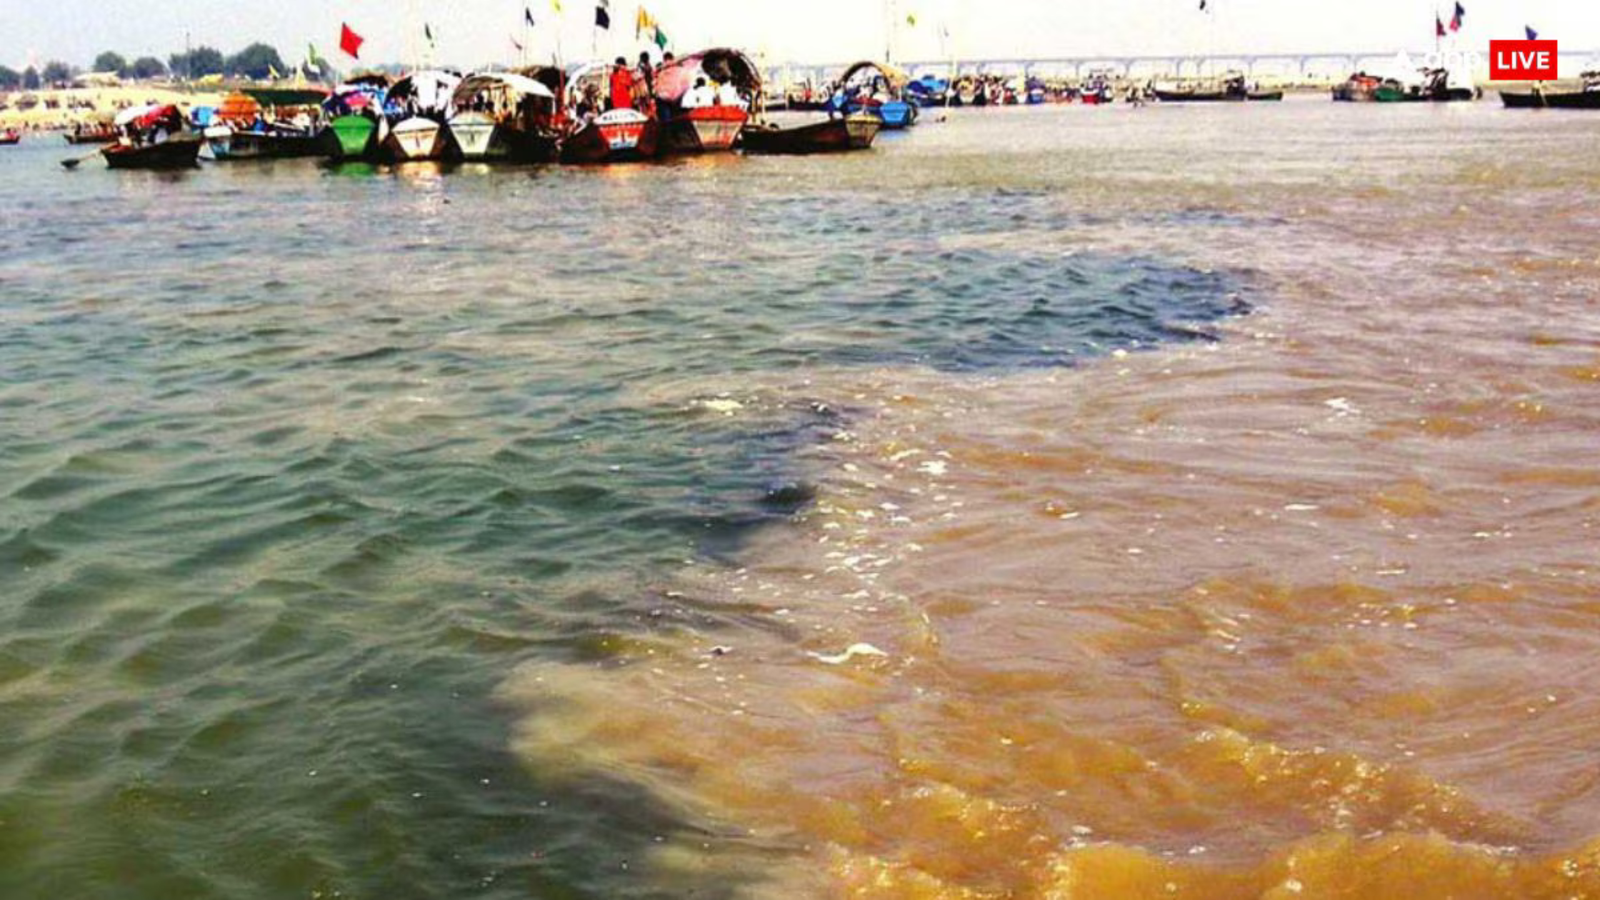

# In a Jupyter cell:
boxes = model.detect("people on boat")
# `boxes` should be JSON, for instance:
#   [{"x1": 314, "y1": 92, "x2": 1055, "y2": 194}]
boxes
[
  {"x1": 715, "y1": 80, "x2": 745, "y2": 109},
  {"x1": 682, "y1": 77, "x2": 715, "y2": 109},
  {"x1": 609, "y1": 57, "x2": 636, "y2": 111}
]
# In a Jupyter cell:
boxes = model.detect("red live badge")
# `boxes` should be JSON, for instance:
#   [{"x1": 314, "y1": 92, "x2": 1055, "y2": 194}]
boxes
[{"x1": 1490, "y1": 40, "x2": 1558, "y2": 80}]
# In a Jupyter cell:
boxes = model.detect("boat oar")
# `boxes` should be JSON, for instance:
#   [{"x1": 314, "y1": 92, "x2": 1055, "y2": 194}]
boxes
[{"x1": 60, "y1": 148, "x2": 103, "y2": 170}]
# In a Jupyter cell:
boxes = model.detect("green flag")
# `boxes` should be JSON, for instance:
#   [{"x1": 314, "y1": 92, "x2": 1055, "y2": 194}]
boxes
[{"x1": 653, "y1": 25, "x2": 669, "y2": 50}]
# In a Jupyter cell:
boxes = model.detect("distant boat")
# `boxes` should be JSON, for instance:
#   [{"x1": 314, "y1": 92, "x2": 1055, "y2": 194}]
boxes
[
  {"x1": 64, "y1": 121, "x2": 118, "y2": 144},
  {"x1": 1374, "y1": 69, "x2": 1476, "y2": 102},
  {"x1": 740, "y1": 114, "x2": 881, "y2": 155},
  {"x1": 0, "y1": 129, "x2": 19, "y2": 146},
  {"x1": 1500, "y1": 72, "x2": 1600, "y2": 109},
  {"x1": 1332, "y1": 73, "x2": 1383, "y2": 102},
  {"x1": 447, "y1": 70, "x2": 562, "y2": 162},
  {"x1": 1155, "y1": 74, "x2": 1282, "y2": 103},
  {"x1": 831, "y1": 61, "x2": 919, "y2": 129},
  {"x1": 655, "y1": 49, "x2": 761, "y2": 154}
]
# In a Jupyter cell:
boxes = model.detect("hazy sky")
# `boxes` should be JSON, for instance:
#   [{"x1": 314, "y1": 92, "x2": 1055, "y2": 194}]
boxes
[{"x1": 3, "y1": 0, "x2": 1596, "y2": 71}]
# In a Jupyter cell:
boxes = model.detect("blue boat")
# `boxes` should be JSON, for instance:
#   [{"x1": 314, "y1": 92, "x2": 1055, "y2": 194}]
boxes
[
  {"x1": 827, "y1": 61, "x2": 921, "y2": 129},
  {"x1": 905, "y1": 74, "x2": 950, "y2": 108}
]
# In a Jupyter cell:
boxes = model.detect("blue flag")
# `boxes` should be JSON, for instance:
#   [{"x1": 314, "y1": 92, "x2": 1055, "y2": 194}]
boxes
[
  {"x1": 526, "y1": 7, "x2": 536, "y2": 27},
  {"x1": 1525, "y1": 25, "x2": 1538, "y2": 40}
]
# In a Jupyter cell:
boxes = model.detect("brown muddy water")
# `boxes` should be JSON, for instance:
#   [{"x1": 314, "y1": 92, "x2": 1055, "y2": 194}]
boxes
[
  {"x1": 2, "y1": 99, "x2": 1599, "y2": 899},
  {"x1": 506, "y1": 102, "x2": 1600, "y2": 898}
]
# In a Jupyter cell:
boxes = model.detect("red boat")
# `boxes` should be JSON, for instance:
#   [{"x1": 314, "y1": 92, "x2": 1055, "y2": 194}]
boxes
[
  {"x1": 100, "y1": 104, "x2": 202, "y2": 169},
  {"x1": 663, "y1": 105, "x2": 748, "y2": 153},
  {"x1": 560, "y1": 108, "x2": 660, "y2": 163},
  {"x1": 653, "y1": 48, "x2": 761, "y2": 154},
  {"x1": 0, "y1": 129, "x2": 20, "y2": 145}
]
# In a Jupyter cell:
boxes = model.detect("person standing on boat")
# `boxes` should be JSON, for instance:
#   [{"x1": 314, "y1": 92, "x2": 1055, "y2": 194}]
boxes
[
  {"x1": 634, "y1": 52, "x2": 656, "y2": 115},
  {"x1": 610, "y1": 57, "x2": 636, "y2": 111}
]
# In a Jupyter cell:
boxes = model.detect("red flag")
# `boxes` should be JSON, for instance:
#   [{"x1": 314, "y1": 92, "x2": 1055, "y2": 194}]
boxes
[
  {"x1": 340, "y1": 23, "x2": 365, "y2": 59},
  {"x1": 1435, "y1": 15, "x2": 1446, "y2": 38},
  {"x1": 1449, "y1": 2, "x2": 1464, "y2": 31}
]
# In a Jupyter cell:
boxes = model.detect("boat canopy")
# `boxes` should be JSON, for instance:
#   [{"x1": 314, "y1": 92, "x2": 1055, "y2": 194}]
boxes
[
  {"x1": 114, "y1": 103, "x2": 181, "y2": 128},
  {"x1": 514, "y1": 66, "x2": 567, "y2": 99},
  {"x1": 242, "y1": 88, "x2": 332, "y2": 108},
  {"x1": 218, "y1": 92, "x2": 262, "y2": 123},
  {"x1": 452, "y1": 72, "x2": 556, "y2": 107},
  {"x1": 655, "y1": 48, "x2": 762, "y2": 104},
  {"x1": 839, "y1": 61, "x2": 910, "y2": 92},
  {"x1": 388, "y1": 70, "x2": 464, "y2": 113}
]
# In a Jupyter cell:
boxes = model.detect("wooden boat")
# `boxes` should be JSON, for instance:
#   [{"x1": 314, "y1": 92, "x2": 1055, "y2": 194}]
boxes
[
  {"x1": 1154, "y1": 74, "x2": 1282, "y2": 103},
  {"x1": 320, "y1": 75, "x2": 390, "y2": 161},
  {"x1": 1332, "y1": 73, "x2": 1383, "y2": 102},
  {"x1": 830, "y1": 61, "x2": 920, "y2": 128},
  {"x1": 560, "y1": 108, "x2": 660, "y2": 163},
  {"x1": 100, "y1": 104, "x2": 201, "y2": 169},
  {"x1": 740, "y1": 114, "x2": 880, "y2": 155},
  {"x1": 102, "y1": 137, "x2": 202, "y2": 169},
  {"x1": 325, "y1": 115, "x2": 381, "y2": 159},
  {"x1": 654, "y1": 48, "x2": 761, "y2": 154},
  {"x1": 447, "y1": 71, "x2": 562, "y2": 162},
  {"x1": 0, "y1": 129, "x2": 19, "y2": 145},
  {"x1": 205, "y1": 126, "x2": 324, "y2": 160},
  {"x1": 64, "y1": 124, "x2": 118, "y2": 144},
  {"x1": 1499, "y1": 73, "x2": 1600, "y2": 109},
  {"x1": 663, "y1": 105, "x2": 748, "y2": 153},
  {"x1": 380, "y1": 70, "x2": 462, "y2": 162},
  {"x1": 384, "y1": 116, "x2": 446, "y2": 161},
  {"x1": 1374, "y1": 69, "x2": 1475, "y2": 102}
]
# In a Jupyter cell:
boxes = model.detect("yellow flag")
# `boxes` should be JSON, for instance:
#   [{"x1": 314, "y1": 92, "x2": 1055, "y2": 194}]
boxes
[
  {"x1": 906, "y1": 13, "x2": 918, "y2": 26},
  {"x1": 551, "y1": 0, "x2": 562, "y2": 12},
  {"x1": 636, "y1": 6, "x2": 655, "y2": 37},
  {"x1": 268, "y1": 62, "x2": 282, "y2": 80}
]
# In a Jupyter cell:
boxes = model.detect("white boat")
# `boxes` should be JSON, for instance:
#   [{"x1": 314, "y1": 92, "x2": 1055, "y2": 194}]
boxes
[
  {"x1": 385, "y1": 117, "x2": 445, "y2": 161},
  {"x1": 446, "y1": 72, "x2": 561, "y2": 162}
]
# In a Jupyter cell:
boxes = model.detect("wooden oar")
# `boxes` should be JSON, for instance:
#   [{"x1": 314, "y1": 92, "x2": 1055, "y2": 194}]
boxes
[{"x1": 60, "y1": 148, "x2": 104, "y2": 169}]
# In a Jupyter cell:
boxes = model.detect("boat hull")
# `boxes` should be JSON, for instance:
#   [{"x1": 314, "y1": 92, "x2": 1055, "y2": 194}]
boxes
[
  {"x1": 384, "y1": 117, "x2": 446, "y2": 162},
  {"x1": 740, "y1": 115, "x2": 881, "y2": 155},
  {"x1": 207, "y1": 127, "x2": 322, "y2": 161},
  {"x1": 448, "y1": 114, "x2": 503, "y2": 160},
  {"x1": 324, "y1": 115, "x2": 379, "y2": 160},
  {"x1": 1154, "y1": 89, "x2": 1282, "y2": 103},
  {"x1": 662, "y1": 106, "x2": 748, "y2": 154},
  {"x1": 102, "y1": 137, "x2": 203, "y2": 170},
  {"x1": 560, "y1": 110, "x2": 660, "y2": 164},
  {"x1": 0, "y1": 135, "x2": 19, "y2": 146},
  {"x1": 1500, "y1": 88, "x2": 1600, "y2": 109},
  {"x1": 64, "y1": 132, "x2": 118, "y2": 144}
]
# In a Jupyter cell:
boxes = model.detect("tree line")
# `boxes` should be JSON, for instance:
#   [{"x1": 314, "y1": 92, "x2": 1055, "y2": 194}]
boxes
[{"x1": 0, "y1": 43, "x2": 295, "y2": 90}]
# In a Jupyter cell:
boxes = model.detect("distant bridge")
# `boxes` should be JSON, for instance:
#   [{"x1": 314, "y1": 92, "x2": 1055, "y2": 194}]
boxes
[{"x1": 770, "y1": 48, "x2": 1600, "y2": 82}]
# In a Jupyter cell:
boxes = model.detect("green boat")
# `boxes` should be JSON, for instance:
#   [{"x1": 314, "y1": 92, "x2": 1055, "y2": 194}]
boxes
[
  {"x1": 1374, "y1": 69, "x2": 1477, "y2": 103},
  {"x1": 325, "y1": 114, "x2": 378, "y2": 160}
]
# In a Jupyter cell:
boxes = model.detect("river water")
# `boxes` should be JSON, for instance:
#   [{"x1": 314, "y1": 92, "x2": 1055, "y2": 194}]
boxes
[{"x1": 2, "y1": 99, "x2": 1598, "y2": 899}]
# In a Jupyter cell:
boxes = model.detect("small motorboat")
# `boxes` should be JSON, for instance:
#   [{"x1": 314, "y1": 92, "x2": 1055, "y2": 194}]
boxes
[
  {"x1": 380, "y1": 70, "x2": 463, "y2": 162},
  {"x1": 740, "y1": 114, "x2": 881, "y2": 155},
  {"x1": 447, "y1": 70, "x2": 562, "y2": 162},
  {"x1": 0, "y1": 129, "x2": 20, "y2": 145}
]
